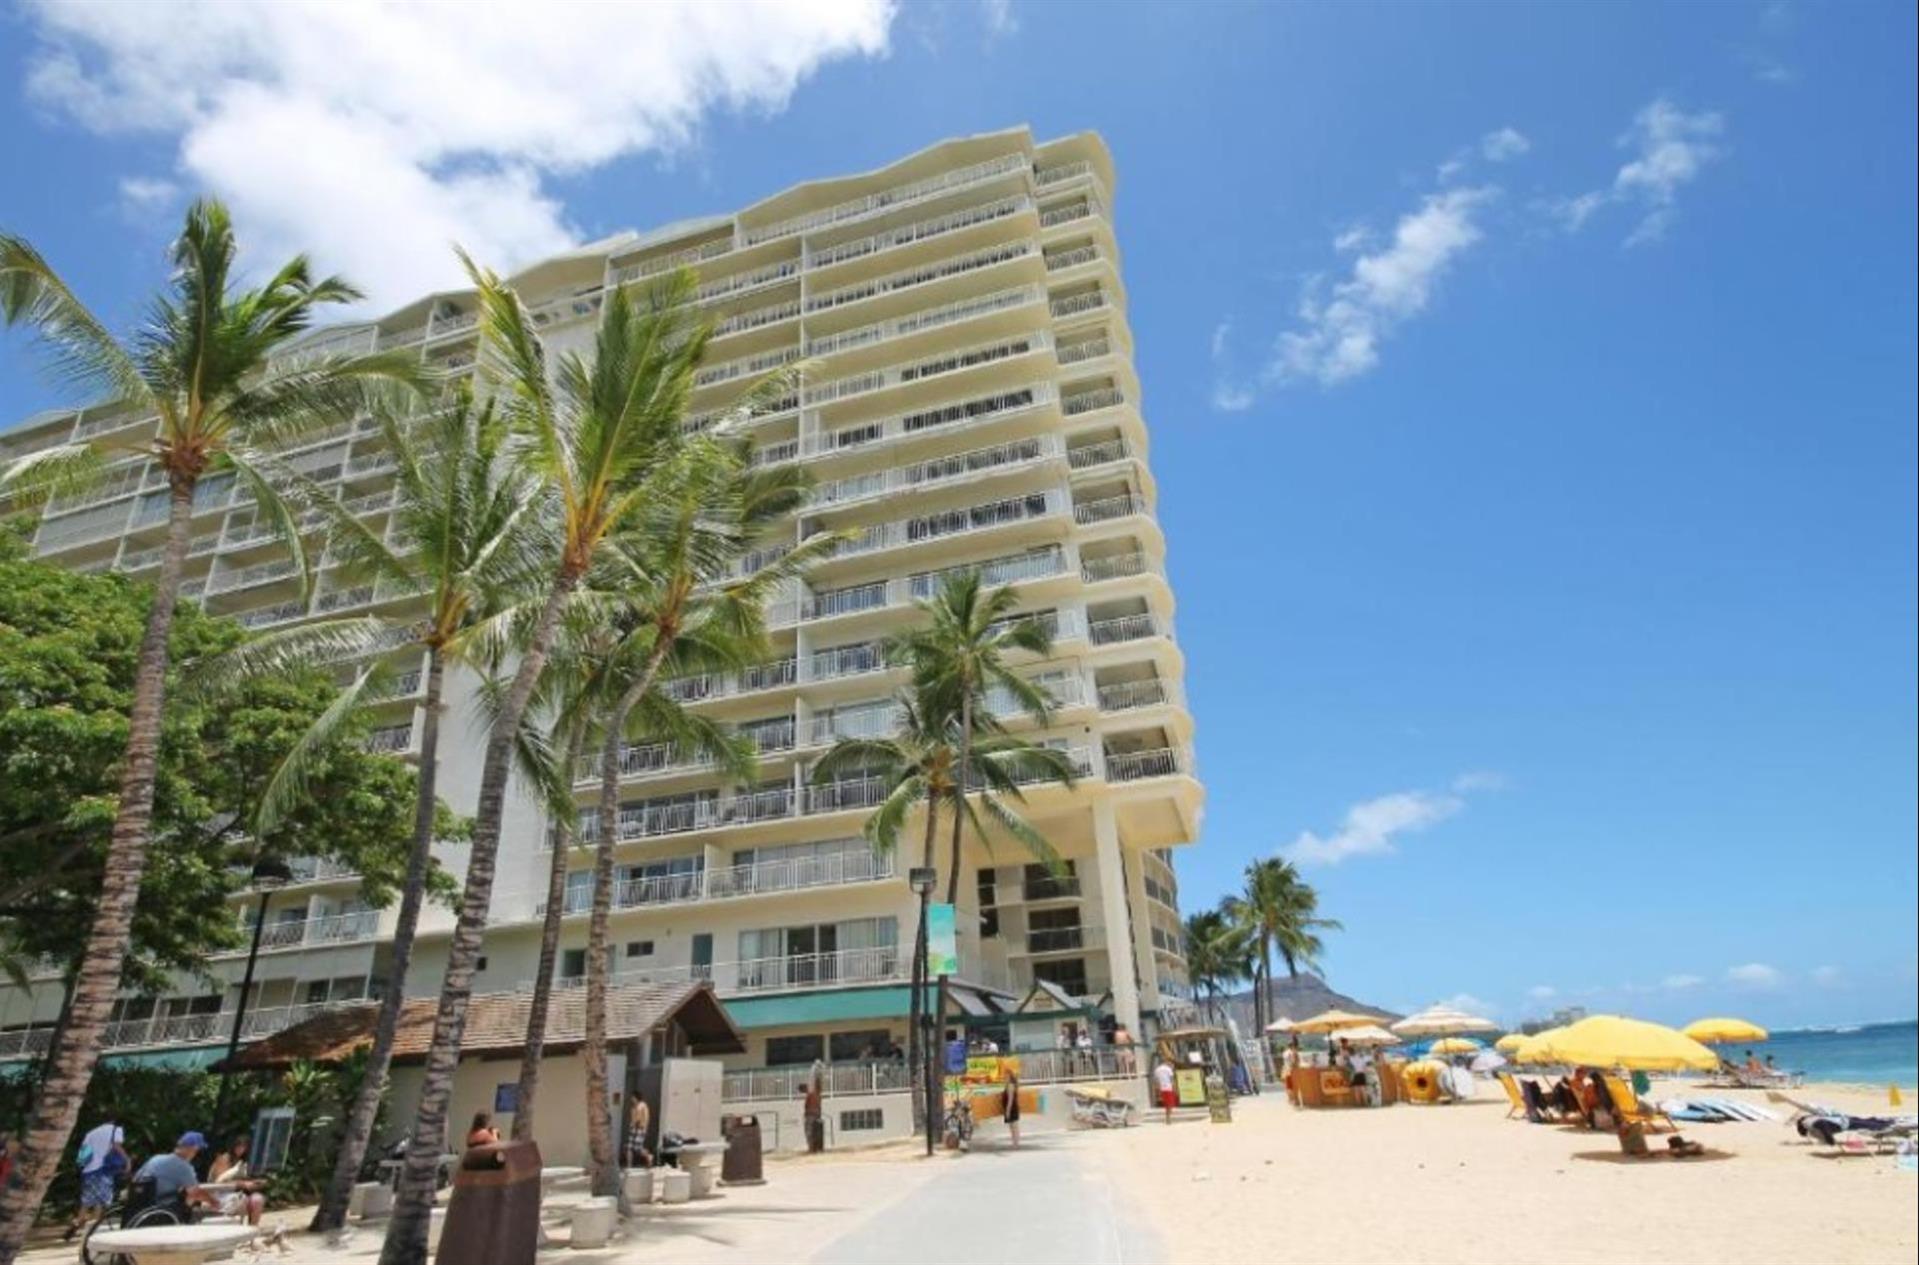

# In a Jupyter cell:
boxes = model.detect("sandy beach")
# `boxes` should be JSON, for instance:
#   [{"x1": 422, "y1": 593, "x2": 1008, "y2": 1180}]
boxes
[{"x1": 1101, "y1": 1081, "x2": 1918, "y2": 1265}]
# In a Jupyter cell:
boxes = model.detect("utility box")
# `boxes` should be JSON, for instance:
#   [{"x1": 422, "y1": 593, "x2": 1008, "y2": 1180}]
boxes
[
  {"x1": 636, "y1": 1057, "x2": 722, "y2": 1153},
  {"x1": 436, "y1": 1139, "x2": 541, "y2": 1264}
]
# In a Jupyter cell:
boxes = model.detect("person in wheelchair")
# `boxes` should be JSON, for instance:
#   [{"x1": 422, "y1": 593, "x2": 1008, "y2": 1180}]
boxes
[{"x1": 124, "y1": 1132, "x2": 220, "y2": 1226}]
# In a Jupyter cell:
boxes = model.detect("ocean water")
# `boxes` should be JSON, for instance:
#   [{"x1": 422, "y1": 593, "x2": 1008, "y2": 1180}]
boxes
[{"x1": 1748, "y1": 1020, "x2": 1918, "y2": 1086}]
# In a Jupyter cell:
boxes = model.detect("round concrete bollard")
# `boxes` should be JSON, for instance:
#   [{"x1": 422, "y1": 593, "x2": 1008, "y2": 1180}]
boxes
[
  {"x1": 622, "y1": 1170, "x2": 654, "y2": 1206},
  {"x1": 570, "y1": 1197, "x2": 618, "y2": 1249},
  {"x1": 658, "y1": 1169, "x2": 691, "y2": 1205},
  {"x1": 350, "y1": 1181, "x2": 393, "y2": 1220},
  {"x1": 688, "y1": 1165, "x2": 718, "y2": 1199}
]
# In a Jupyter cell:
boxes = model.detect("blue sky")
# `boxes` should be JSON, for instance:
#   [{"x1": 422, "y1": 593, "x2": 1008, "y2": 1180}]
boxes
[{"x1": 2, "y1": 1, "x2": 1914, "y2": 1030}]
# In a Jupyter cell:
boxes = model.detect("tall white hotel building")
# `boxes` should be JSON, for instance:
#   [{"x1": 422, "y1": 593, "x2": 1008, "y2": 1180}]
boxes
[{"x1": 0, "y1": 128, "x2": 1204, "y2": 1127}]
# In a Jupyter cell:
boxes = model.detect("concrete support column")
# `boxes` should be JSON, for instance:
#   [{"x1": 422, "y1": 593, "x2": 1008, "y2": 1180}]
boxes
[
  {"x1": 1121, "y1": 843, "x2": 1161, "y2": 1026},
  {"x1": 1092, "y1": 801, "x2": 1141, "y2": 1037}
]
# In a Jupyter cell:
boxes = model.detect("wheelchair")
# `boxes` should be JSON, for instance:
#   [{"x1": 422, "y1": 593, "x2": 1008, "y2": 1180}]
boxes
[{"x1": 80, "y1": 1176, "x2": 194, "y2": 1265}]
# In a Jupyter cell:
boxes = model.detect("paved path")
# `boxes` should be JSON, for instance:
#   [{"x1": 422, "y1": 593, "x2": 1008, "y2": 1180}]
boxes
[{"x1": 811, "y1": 1129, "x2": 1162, "y2": 1265}]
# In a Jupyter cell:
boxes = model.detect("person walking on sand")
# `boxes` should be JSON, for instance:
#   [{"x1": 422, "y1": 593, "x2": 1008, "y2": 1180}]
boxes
[
  {"x1": 1154, "y1": 1055, "x2": 1178, "y2": 1124},
  {"x1": 1280, "y1": 1036, "x2": 1301, "y2": 1106},
  {"x1": 1002, "y1": 1071, "x2": 1023, "y2": 1149},
  {"x1": 65, "y1": 1118, "x2": 127, "y2": 1242}
]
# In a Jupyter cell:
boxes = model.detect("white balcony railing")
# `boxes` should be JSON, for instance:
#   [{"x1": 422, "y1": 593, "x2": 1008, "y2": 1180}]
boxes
[
  {"x1": 712, "y1": 299, "x2": 801, "y2": 339},
  {"x1": 1057, "y1": 337, "x2": 1113, "y2": 366},
  {"x1": 236, "y1": 600, "x2": 307, "y2": 630},
  {"x1": 1081, "y1": 551, "x2": 1161, "y2": 584},
  {"x1": 807, "y1": 381, "x2": 1057, "y2": 461},
  {"x1": 1102, "y1": 746, "x2": 1190, "y2": 783},
  {"x1": 530, "y1": 848, "x2": 894, "y2": 922},
  {"x1": 806, "y1": 239, "x2": 1036, "y2": 316},
  {"x1": 803, "y1": 545, "x2": 1068, "y2": 622},
  {"x1": 1074, "y1": 492, "x2": 1149, "y2": 526},
  {"x1": 1062, "y1": 386, "x2": 1125, "y2": 416},
  {"x1": 819, "y1": 490, "x2": 1063, "y2": 563},
  {"x1": 365, "y1": 724, "x2": 413, "y2": 754},
  {"x1": 1050, "y1": 289, "x2": 1109, "y2": 320},
  {"x1": 208, "y1": 558, "x2": 299, "y2": 595},
  {"x1": 1044, "y1": 244, "x2": 1101, "y2": 272},
  {"x1": 253, "y1": 909, "x2": 380, "y2": 950},
  {"x1": 743, "y1": 151, "x2": 1030, "y2": 247},
  {"x1": 1067, "y1": 439, "x2": 1132, "y2": 471},
  {"x1": 805, "y1": 285, "x2": 1042, "y2": 360},
  {"x1": 1040, "y1": 198, "x2": 1106, "y2": 229},
  {"x1": 1097, "y1": 678, "x2": 1170, "y2": 712},
  {"x1": 1034, "y1": 160, "x2": 1095, "y2": 189},
  {"x1": 805, "y1": 195, "x2": 1032, "y2": 271},
  {"x1": 1088, "y1": 612, "x2": 1162, "y2": 646},
  {"x1": 803, "y1": 331, "x2": 1052, "y2": 409},
  {"x1": 810, "y1": 436, "x2": 1059, "y2": 511}
]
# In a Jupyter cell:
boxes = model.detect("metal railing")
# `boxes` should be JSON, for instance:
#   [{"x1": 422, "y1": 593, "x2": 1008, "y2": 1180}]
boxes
[
  {"x1": 1040, "y1": 198, "x2": 1106, "y2": 229},
  {"x1": 1034, "y1": 160, "x2": 1095, "y2": 188},
  {"x1": 1097, "y1": 678, "x2": 1170, "y2": 712},
  {"x1": 254, "y1": 909, "x2": 380, "y2": 950},
  {"x1": 694, "y1": 344, "x2": 802, "y2": 390},
  {"x1": 1074, "y1": 492, "x2": 1149, "y2": 525},
  {"x1": 1024, "y1": 926, "x2": 1094, "y2": 953},
  {"x1": 822, "y1": 490, "x2": 1063, "y2": 562},
  {"x1": 1088, "y1": 612, "x2": 1161, "y2": 645},
  {"x1": 1103, "y1": 746, "x2": 1187, "y2": 783},
  {"x1": 805, "y1": 239, "x2": 1036, "y2": 315},
  {"x1": 1067, "y1": 439, "x2": 1131, "y2": 470},
  {"x1": 365, "y1": 724, "x2": 413, "y2": 754},
  {"x1": 1057, "y1": 337, "x2": 1113, "y2": 366},
  {"x1": 721, "y1": 1059, "x2": 913, "y2": 1102},
  {"x1": 713, "y1": 299, "x2": 801, "y2": 338},
  {"x1": 803, "y1": 331, "x2": 1051, "y2": 408},
  {"x1": 811, "y1": 435, "x2": 1060, "y2": 509},
  {"x1": 807, "y1": 382, "x2": 1057, "y2": 459},
  {"x1": 1044, "y1": 244, "x2": 1101, "y2": 271},
  {"x1": 742, "y1": 151, "x2": 1030, "y2": 246},
  {"x1": 803, "y1": 545, "x2": 1068, "y2": 622},
  {"x1": 236, "y1": 600, "x2": 306, "y2": 630},
  {"x1": 806, "y1": 285, "x2": 1041, "y2": 360},
  {"x1": 529, "y1": 291, "x2": 606, "y2": 328},
  {"x1": 806, "y1": 195, "x2": 1031, "y2": 271},
  {"x1": 1062, "y1": 386, "x2": 1124, "y2": 416},
  {"x1": 658, "y1": 656, "x2": 798, "y2": 705},
  {"x1": 613, "y1": 235, "x2": 736, "y2": 284},
  {"x1": 1049, "y1": 289, "x2": 1109, "y2": 320},
  {"x1": 1005, "y1": 1045, "x2": 1138, "y2": 1084}
]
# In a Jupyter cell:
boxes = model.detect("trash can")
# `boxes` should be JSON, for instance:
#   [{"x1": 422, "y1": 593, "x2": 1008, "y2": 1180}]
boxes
[
  {"x1": 436, "y1": 1140, "x2": 542, "y2": 1264},
  {"x1": 721, "y1": 1115, "x2": 765, "y2": 1186}
]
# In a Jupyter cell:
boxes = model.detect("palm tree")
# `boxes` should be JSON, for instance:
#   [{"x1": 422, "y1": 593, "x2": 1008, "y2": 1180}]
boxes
[
  {"x1": 1183, "y1": 908, "x2": 1252, "y2": 1026},
  {"x1": 1225, "y1": 858, "x2": 1342, "y2": 1035},
  {"x1": 575, "y1": 439, "x2": 831, "y2": 1196},
  {"x1": 378, "y1": 265, "x2": 717, "y2": 1265},
  {"x1": 294, "y1": 393, "x2": 551, "y2": 1233},
  {"x1": 886, "y1": 571, "x2": 1070, "y2": 903},
  {"x1": 0, "y1": 203, "x2": 420, "y2": 1256}
]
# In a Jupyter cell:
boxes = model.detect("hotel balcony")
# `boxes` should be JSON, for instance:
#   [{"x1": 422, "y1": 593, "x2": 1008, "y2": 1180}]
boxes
[
  {"x1": 524, "y1": 848, "x2": 898, "y2": 922},
  {"x1": 245, "y1": 909, "x2": 381, "y2": 953}
]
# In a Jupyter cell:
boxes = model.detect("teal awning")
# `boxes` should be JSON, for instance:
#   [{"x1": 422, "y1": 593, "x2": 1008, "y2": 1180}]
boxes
[
  {"x1": 102, "y1": 1046, "x2": 228, "y2": 1070},
  {"x1": 724, "y1": 987, "x2": 920, "y2": 1028}
]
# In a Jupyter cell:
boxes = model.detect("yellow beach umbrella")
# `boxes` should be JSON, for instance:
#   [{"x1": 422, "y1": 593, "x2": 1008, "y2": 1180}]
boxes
[
  {"x1": 1331, "y1": 1024, "x2": 1402, "y2": 1047},
  {"x1": 1292, "y1": 1009, "x2": 1388, "y2": 1034},
  {"x1": 1682, "y1": 1017, "x2": 1769, "y2": 1045},
  {"x1": 1524, "y1": 1015, "x2": 1720, "y2": 1072},
  {"x1": 1511, "y1": 1028, "x2": 1569, "y2": 1065},
  {"x1": 1430, "y1": 1037, "x2": 1483, "y2": 1056},
  {"x1": 1494, "y1": 1034, "x2": 1527, "y2": 1054}
]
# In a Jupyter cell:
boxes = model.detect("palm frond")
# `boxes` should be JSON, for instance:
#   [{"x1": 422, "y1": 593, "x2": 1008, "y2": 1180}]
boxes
[{"x1": 253, "y1": 662, "x2": 386, "y2": 835}]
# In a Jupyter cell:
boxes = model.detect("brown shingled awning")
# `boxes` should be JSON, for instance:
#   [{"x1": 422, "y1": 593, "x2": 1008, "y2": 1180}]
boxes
[{"x1": 224, "y1": 979, "x2": 744, "y2": 1071}]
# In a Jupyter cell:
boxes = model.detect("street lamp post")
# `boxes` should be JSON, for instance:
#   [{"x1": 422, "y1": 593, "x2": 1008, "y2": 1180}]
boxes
[
  {"x1": 212, "y1": 857, "x2": 294, "y2": 1142},
  {"x1": 907, "y1": 866, "x2": 937, "y2": 1156}
]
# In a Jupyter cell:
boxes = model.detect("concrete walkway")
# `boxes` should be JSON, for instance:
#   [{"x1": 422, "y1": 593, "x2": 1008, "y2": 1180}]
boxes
[{"x1": 812, "y1": 1129, "x2": 1163, "y2": 1265}]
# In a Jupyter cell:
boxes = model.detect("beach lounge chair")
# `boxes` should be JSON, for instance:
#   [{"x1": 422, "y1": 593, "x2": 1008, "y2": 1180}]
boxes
[
  {"x1": 1603, "y1": 1074, "x2": 1677, "y2": 1134},
  {"x1": 1497, "y1": 1073, "x2": 1527, "y2": 1119},
  {"x1": 1320, "y1": 1071, "x2": 1357, "y2": 1107}
]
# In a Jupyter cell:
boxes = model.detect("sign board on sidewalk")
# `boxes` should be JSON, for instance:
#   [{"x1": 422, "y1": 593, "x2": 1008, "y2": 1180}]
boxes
[{"x1": 927, "y1": 903, "x2": 959, "y2": 975}]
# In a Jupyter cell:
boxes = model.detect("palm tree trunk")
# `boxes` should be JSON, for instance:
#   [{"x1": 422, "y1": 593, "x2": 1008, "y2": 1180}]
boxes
[
  {"x1": 0, "y1": 482, "x2": 193, "y2": 1264},
  {"x1": 905, "y1": 800, "x2": 939, "y2": 1141},
  {"x1": 940, "y1": 695, "x2": 974, "y2": 904},
  {"x1": 583, "y1": 641, "x2": 674, "y2": 1198},
  {"x1": 511, "y1": 721, "x2": 586, "y2": 1144},
  {"x1": 1262, "y1": 941, "x2": 1275, "y2": 1035},
  {"x1": 380, "y1": 572, "x2": 577, "y2": 1265},
  {"x1": 311, "y1": 644, "x2": 445, "y2": 1232}
]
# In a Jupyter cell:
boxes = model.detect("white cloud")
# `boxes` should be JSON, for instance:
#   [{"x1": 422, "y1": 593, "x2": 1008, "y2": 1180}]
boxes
[
  {"x1": 1726, "y1": 962, "x2": 1782, "y2": 989},
  {"x1": 1809, "y1": 965, "x2": 1843, "y2": 987},
  {"x1": 1208, "y1": 320, "x2": 1256, "y2": 413},
  {"x1": 1556, "y1": 99, "x2": 1725, "y2": 246},
  {"x1": 1479, "y1": 126, "x2": 1531, "y2": 162},
  {"x1": 1437, "y1": 993, "x2": 1497, "y2": 1020},
  {"x1": 117, "y1": 176, "x2": 177, "y2": 210},
  {"x1": 1527, "y1": 985, "x2": 1557, "y2": 1001},
  {"x1": 979, "y1": 0, "x2": 1017, "y2": 37},
  {"x1": 1332, "y1": 225, "x2": 1374, "y2": 254},
  {"x1": 1282, "y1": 775, "x2": 1493, "y2": 867},
  {"x1": 21, "y1": 0, "x2": 896, "y2": 310},
  {"x1": 1662, "y1": 973, "x2": 1704, "y2": 990},
  {"x1": 1270, "y1": 186, "x2": 1492, "y2": 386},
  {"x1": 1451, "y1": 770, "x2": 1508, "y2": 793}
]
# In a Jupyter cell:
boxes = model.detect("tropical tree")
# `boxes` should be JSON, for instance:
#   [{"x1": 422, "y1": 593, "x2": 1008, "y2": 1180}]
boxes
[
  {"x1": 1224, "y1": 858, "x2": 1342, "y2": 1035},
  {"x1": 887, "y1": 571, "x2": 1073, "y2": 903},
  {"x1": 575, "y1": 437, "x2": 829, "y2": 1196},
  {"x1": 378, "y1": 265, "x2": 717, "y2": 1265},
  {"x1": 1183, "y1": 908, "x2": 1253, "y2": 1027},
  {"x1": 300, "y1": 393, "x2": 552, "y2": 1232},
  {"x1": 0, "y1": 203, "x2": 421, "y2": 1256}
]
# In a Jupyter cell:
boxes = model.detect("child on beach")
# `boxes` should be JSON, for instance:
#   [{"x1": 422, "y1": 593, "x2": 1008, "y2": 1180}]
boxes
[{"x1": 1154, "y1": 1056, "x2": 1177, "y2": 1123}]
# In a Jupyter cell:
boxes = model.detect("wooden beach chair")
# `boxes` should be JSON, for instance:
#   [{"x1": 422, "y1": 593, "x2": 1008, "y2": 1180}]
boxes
[
  {"x1": 1603, "y1": 1074, "x2": 1677, "y2": 1134},
  {"x1": 1497, "y1": 1072, "x2": 1527, "y2": 1119}
]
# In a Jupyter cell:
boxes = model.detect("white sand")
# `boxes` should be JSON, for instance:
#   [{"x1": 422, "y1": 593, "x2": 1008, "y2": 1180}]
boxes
[{"x1": 1099, "y1": 1081, "x2": 1918, "y2": 1265}]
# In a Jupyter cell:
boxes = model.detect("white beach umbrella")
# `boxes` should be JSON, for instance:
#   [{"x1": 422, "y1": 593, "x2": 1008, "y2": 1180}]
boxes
[{"x1": 1391, "y1": 1004, "x2": 1499, "y2": 1038}]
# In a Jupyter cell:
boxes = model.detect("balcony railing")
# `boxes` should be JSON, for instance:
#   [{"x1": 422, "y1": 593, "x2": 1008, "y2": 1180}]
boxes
[
  {"x1": 803, "y1": 545, "x2": 1068, "y2": 622},
  {"x1": 1067, "y1": 439, "x2": 1132, "y2": 471},
  {"x1": 1044, "y1": 244, "x2": 1101, "y2": 271},
  {"x1": 1049, "y1": 289, "x2": 1109, "y2": 320},
  {"x1": 532, "y1": 848, "x2": 894, "y2": 922},
  {"x1": 253, "y1": 909, "x2": 380, "y2": 950},
  {"x1": 694, "y1": 344, "x2": 802, "y2": 390},
  {"x1": 721, "y1": 1059, "x2": 913, "y2": 1103},
  {"x1": 365, "y1": 724, "x2": 413, "y2": 754},
  {"x1": 807, "y1": 382, "x2": 1057, "y2": 460},
  {"x1": 806, "y1": 285, "x2": 1041, "y2": 360},
  {"x1": 1024, "y1": 926, "x2": 1093, "y2": 953},
  {"x1": 1062, "y1": 386, "x2": 1125, "y2": 416},
  {"x1": 1034, "y1": 160, "x2": 1095, "y2": 188},
  {"x1": 209, "y1": 558, "x2": 300, "y2": 594},
  {"x1": 820, "y1": 490, "x2": 1063, "y2": 563},
  {"x1": 1057, "y1": 337, "x2": 1113, "y2": 366},
  {"x1": 806, "y1": 195, "x2": 1031, "y2": 271},
  {"x1": 236, "y1": 600, "x2": 307, "y2": 630},
  {"x1": 2, "y1": 998, "x2": 369, "y2": 1060},
  {"x1": 806, "y1": 239, "x2": 1036, "y2": 315},
  {"x1": 1074, "y1": 492, "x2": 1149, "y2": 526},
  {"x1": 1040, "y1": 198, "x2": 1106, "y2": 229},
  {"x1": 614, "y1": 235, "x2": 737, "y2": 284},
  {"x1": 803, "y1": 331, "x2": 1051, "y2": 409},
  {"x1": 811, "y1": 435, "x2": 1060, "y2": 510},
  {"x1": 1103, "y1": 746, "x2": 1190, "y2": 783},
  {"x1": 658, "y1": 656, "x2": 798, "y2": 705},
  {"x1": 713, "y1": 298, "x2": 801, "y2": 339},
  {"x1": 1088, "y1": 612, "x2": 1162, "y2": 646},
  {"x1": 742, "y1": 151, "x2": 1030, "y2": 246},
  {"x1": 1097, "y1": 679, "x2": 1171, "y2": 712}
]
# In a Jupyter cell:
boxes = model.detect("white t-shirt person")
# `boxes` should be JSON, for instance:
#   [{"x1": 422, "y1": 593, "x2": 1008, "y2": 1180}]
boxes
[
  {"x1": 79, "y1": 1123, "x2": 124, "y2": 1175},
  {"x1": 1154, "y1": 1060, "x2": 1176, "y2": 1094}
]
